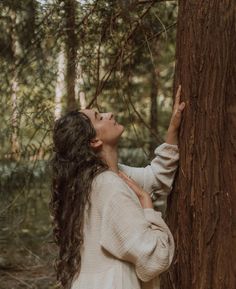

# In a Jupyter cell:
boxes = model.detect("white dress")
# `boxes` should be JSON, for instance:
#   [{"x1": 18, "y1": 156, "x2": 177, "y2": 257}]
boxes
[{"x1": 70, "y1": 143, "x2": 179, "y2": 289}]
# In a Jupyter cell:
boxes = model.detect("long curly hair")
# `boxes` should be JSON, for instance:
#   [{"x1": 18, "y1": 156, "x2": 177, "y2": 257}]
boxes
[{"x1": 49, "y1": 109, "x2": 108, "y2": 289}]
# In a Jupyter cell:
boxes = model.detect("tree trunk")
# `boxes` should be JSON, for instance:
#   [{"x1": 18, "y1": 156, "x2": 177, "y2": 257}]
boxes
[
  {"x1": 76, "y1": 63, "x2": 87, "y2": 109},
  {"x1": 64, "y1": 0, "x2": 78, "y2": 111},
  {"x1": 149, "y1": 65, "x2": 158, "y2": 159},
  {"x1": 55, "y1": 47, "x2": 65, "y2": 120},
  {"x1": 163, "y1": 1, "x2": 236, "y2": 289},
  {"x1": 9, "y1": 10, "x2": 20, "y2": 161}
]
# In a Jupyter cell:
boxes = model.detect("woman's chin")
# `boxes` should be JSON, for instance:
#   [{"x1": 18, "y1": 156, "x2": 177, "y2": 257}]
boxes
[{"x1": 119, "y1": 124, "x2": 125, "y2": 134}]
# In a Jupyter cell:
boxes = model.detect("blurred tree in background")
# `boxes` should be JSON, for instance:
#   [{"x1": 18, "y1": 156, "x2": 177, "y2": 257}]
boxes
[{"x1": 0, "y1": 0, "x2": 177, "y2": 288}]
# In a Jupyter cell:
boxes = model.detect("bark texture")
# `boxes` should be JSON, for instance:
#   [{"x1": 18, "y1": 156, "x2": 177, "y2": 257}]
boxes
[{"x1": 163, "y1": 1, "x2": 236, "y2": 289}]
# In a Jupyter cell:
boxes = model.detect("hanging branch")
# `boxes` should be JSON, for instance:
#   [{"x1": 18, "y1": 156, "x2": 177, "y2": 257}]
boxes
[{"x1": 86, "y1": 1, "x2": 156, "y2": 108}]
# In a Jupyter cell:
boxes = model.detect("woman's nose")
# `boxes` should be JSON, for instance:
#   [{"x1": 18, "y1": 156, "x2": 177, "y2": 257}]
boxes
[{"x1": 101, "y1": 112, "x2": 114, "y2": 119}]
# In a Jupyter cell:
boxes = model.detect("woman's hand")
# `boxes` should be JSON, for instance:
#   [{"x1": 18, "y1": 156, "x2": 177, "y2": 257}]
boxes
[
  {"x1": 118, "y1": 171, "x2": 153, "y2": 209},
  {"x1": 165, "y1": 85, "x2": 185, "y2": 145}
]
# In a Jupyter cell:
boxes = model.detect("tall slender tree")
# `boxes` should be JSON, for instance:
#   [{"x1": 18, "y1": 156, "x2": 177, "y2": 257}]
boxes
[
  {"x1": 64, "y1": 0, "x2": 78, "y2": 111},
  {"x1": 9, "y1": 9, "x2": 20, "y2": 160},
  {"x1": 55, "y1": 46, "x2": 65, "y2": 120},
  {"x1": 149, "y1": 64, "x2": 158, "y2": 157},
  {"x1": 163, "y1": 2, "x2": 236, "y2": 289}
]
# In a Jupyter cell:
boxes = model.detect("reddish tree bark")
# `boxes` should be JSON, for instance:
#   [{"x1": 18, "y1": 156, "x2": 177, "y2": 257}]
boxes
[{"x1": 163, "y1": 1, "x2": 236, "y2": 289}]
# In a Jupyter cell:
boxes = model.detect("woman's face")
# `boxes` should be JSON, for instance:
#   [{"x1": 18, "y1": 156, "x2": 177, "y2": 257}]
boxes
[{"x1": 81, "y1": 109, "x2": 124, "y2": 147}]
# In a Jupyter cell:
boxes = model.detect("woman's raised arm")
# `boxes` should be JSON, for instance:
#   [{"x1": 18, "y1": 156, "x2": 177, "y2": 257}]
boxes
[{"x1": 118, "y1": 85, "x2": 185, "y2": 201}]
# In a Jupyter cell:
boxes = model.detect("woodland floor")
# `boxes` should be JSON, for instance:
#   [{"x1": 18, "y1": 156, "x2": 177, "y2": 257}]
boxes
[{"x1": 0, "y1": 240, "x2": 58, "y2": 289}]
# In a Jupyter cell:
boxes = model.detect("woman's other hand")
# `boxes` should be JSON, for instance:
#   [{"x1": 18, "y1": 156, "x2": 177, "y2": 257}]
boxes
[
  {"x1": 166, "y1": 84, "x2": 185, "y2": 145},
  {"x1": 118, "y1": 171, "x2": 153, "y2": 209}
]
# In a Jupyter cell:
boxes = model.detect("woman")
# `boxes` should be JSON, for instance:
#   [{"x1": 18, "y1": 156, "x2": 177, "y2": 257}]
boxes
[{"x1": 50, "y1": 85, "x2": 185, "y2": 289}]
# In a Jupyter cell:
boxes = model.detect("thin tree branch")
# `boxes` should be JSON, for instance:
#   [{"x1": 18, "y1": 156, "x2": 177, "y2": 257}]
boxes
[{"x1": 87, "y1": 1, "x2": 156, "y2": 108}]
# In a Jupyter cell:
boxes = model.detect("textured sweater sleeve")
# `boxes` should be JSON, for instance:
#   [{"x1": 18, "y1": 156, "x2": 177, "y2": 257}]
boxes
[
  {"x1": 99, "y1": 177, "x2": 175, "y2": 282},
  {"x1": 118, "y1": 143, "x2": 179, "y2": 201}
]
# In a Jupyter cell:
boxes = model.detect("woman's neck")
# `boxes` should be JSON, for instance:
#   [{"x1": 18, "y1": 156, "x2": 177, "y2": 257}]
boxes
[{"x1": 99, "y1": 145, "x2": 119, "y2": 174}]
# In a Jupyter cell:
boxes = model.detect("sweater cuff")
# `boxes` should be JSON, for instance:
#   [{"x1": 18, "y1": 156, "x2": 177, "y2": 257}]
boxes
[
  {"x1": 163, "y1": 142, "x2": 178, "y2": 149},
  {"x1": 143, "y1": 208, "x2": 169, "y2": 237},
  {"x1": 154, "y1": 142, "x2": 179, "y2": 157},
  {"x1": 143, "y1": 208, "x2": 162, "y2": 222}
]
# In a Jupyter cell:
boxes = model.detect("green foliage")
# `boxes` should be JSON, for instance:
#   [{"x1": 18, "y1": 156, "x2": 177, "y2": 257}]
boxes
[{"x1": 0, "y1": 0, "x2": 178, "y2": 269}]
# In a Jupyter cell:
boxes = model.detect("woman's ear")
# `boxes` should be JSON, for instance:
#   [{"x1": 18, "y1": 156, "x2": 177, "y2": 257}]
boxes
[{"x1": 90, "y1": 138, "x2": 103, "y2": 149}]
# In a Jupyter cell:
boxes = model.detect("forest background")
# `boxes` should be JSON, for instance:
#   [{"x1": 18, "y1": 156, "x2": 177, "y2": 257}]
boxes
[{"x1": 0, "y1": 0, "x2": 178, "y2": 288}]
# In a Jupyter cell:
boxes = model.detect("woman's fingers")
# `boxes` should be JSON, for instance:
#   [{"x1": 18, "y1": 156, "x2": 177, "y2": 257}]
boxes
[
  {"x1": 170, "y1": 102, "x2": 185, "y2": 129},
  {"x1": 118, "y1": 170, "x2": 129, "y2": 179},
  {"x1": 119, "y1": 172, "x2": 137, "y2": 188},
  {"x1": 178, "y1": 101, "x2": 185, "y2": 112},
  {"x1": 174, "y1": 85, "x2": 181, "y2": 109},
  {"x1": 118, "y1": 171, "x2": 133, "y2": 184},
  {"x1": 166, "y1": 85, "x2": 186, "y2": 133},
  {"x1": 118, "y1": 171, "x2": 153, "y2": 208},
  {"x1": 173, "y1": 85, "x2": 185, "y2": 118},
  {"x1": 118, "y1": 171, "x2": 144, "y2": 195},
  {"x1": 174, "y1": 101, "x2": 185, "y2": 115}
]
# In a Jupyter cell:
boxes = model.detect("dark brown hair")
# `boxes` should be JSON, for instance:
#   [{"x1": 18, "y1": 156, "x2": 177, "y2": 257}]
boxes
[{"x1": 49, "y1": 109, "x2": 108, "y2": 289}]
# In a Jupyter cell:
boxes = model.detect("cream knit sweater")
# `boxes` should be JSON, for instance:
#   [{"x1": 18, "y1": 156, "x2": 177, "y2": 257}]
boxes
[{"x1": 70, "y1": 143, "x2": 179, "y2": 289}]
